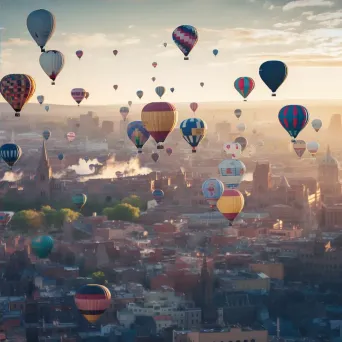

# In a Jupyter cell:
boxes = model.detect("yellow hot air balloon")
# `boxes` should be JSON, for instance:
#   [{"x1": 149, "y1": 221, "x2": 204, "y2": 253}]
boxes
[{"x1": 217, "y1": 189, "x2": 244, "y2": 225}]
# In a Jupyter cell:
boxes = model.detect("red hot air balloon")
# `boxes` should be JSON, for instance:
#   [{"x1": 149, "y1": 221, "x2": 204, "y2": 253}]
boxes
[
  {"x1": 76, "y1": 50, "x2": 83, "y2": 60},
  {"x1": 152, "y1": 62, "x2": 157, "y2": 68},
  {"x1": 234, "y1": 77, "x2": 255, "y2": 101},
  {"x1": 113, "y1": 50, "x2": 118, "y2": 56},
  {"x1": 71, "y1": 88, "x2": 86, "y2": 106},
  {"x1": 190, "y1": 102, "x2": 198, "y2": 113}
]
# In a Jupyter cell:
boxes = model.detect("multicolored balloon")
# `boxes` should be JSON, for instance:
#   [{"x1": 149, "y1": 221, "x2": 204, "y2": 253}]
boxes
[
  {"x1": 0, "y1": 143, "x2": 22, "y2": 169},
  {"x1": 180, "y1": 118, "x2": 207, "y2": 153},
  {"x1": 202, "y1": 178, "x2": 224, "y2": 208},
  {"x1": 223, "y1": 142, "x2": 242, "y2": 158},
  {"x1": 152, "y1": 189, "x2": 164, "y2": 203},
  {"x1": 113, "y1": 85, "x2": 118, "y2": 91},
  {"x1": 76, "y1": 50, "x2": 83, "y2": 60},
  {"x1": 234, "y1": 109, "x2": 242, "y2": 119},
  {"x1": 151, "y1": 152, "x2": 159, "y2": 162},
  {"x1": 37, "y1": 95, "x2": 44, "y2": 105},
  {"x1": 213, "y1": 49, "x2": 219, "y2": 56},
  {"x1": 155, "y1": 86, "x2": 166, "y2": 99},
  {"x1": 234, "y1": 137, "x2": 248, "y2": 152},
  {"x1": 31, "y1": 235, "x2": 54, "y2": 259},
  {"x1": 141, "y1": 102, "x2": 178, "y2": 149},
  {"x1": 293, "y1": 139, "x2": 306, "y2": 158},
  {"x1": 307, "y1": 141, "x2": 319, "y2": 157},
  {"x1": 71, "y1": 88, "x2": 86, "y2": 106},
  {"x1": 127, "y1": 121, "x2": 150, "y2": 153},
  {"x1": 137, "y1": 90, "x2": 143, "y2": 99},
  {"x1": 172, "y1": 25, "x2": 198, "y2": 60},
  {"x1": 42, "y1": 130, "x2": 51, "y2": 141},
  {"x1": 27, "y1": 9, "x2": 56, "y2": 52},
  {"x1": 234, "y1": 77, "x2": 255, "y2": 101},
  {"x1": 190, "y1": 102, "x2": 198, "y2": 113},
  {"x1": 218, "y1": 159, "x2": 246, "y2": 189},
  {"x1": 278, "y1": 105, "x2": 309, "y2": 140},
  {"x1": 74, "y1": 284, "x2": 111, "y2": 324},
  {"x1": 166, "y1": 147, "x2": 172, "y2": 156},
  {"x1": 67, "y1": 132, "x2": 76, "y2": 142},
  {"x1": 72, "y1": 193, "x2": 87, "y2": 210},
  {"x1": 120, "y1": 106, "x2": 129, "y2": 121},
  {"x1": 39, "y1": 50, "x2": 65, "y2": 85},
  {"x1": 259, "y1": 60, "x2": 288, "y2": 96},
  {"x1": 217, "y1": 189, "x2": 245, "y2": 225},
  {"x1": 0, "y1": 74, "x2": 36, "y2": 117},
  {"x1": 312, "y1": 119, "x2": 322, "y2": 132}
]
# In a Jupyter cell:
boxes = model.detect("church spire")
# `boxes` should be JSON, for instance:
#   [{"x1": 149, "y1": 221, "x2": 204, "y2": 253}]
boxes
[{"x1": 38, "y1": 140, "x2": 50, "y2": 169}]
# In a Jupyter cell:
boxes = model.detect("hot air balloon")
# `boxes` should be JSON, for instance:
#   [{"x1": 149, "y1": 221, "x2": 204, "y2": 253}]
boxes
[
  {"x1": 155, "y1": 86, "x2": 166, "y2": 99},
  {"x1": 58, "y1": 153, "x2": 64, "y2": 161},
  {"x1": 152, "y1": 77, "x2": 156, "y2": 82},
  {"x1": 0, "y1": 143, "x2": 22, "y2": 169},
  {"x1": 202, "y1": 178, "x2": 224, "y2": 208},
  {"x1": 82, "y1": 156, "x2": 89, "y2": 163},
  {"x1": 234, "y1": 137, "x2": 248, "y2": 152},
  {"x1": 218, "y1": 159, "x2": 246, "y2": 189},
  {"x1": 67, "y1": 132, "x2": 76, "y2": 142},
  {"x1": 217, "y1": 189, "x2": 245, "y2": 225},
  {"x1": 72, "y1": 193, "x2": 87, "y2": 210},
  {"x1": 71, "y1": 88, "x2": 86, "y2": 106},
  {"x1": 85, "y1": 92, "x2": 90, "y2": 100},
  {"x1": 166, "y1": 147, "x2": 172, "y2": 156},
  {"x1": 234, "y1": 77, "x2": 255, "y2": 101},
  {"x1": 223, "y1": 142, "x2": 242, "y2": 159},
  {"x1": 27, "y1": 9, "x2": 56, "y2": 52},
  {"x1": 259, "y1": 60, "x2": 288, "y2": 96},
  {"x1": 0, "y1": 74, "x2": 36, "y2": 117},
  {"x1": 152, "y1": 62, "x2": 157, "y2": 68},
  {"x1": 190, "y1": 102, "x2": 198, "y2": 114},
  {"x1": 152, "y1": 189, "x2": 164, "y2": 203},
  {"x1": 113, "y1": 50, "x2": 118, "y2": 56},
  {"x1": 137, "y1": 90, "x2": 143, "y2": 99},
  {"x1": 120, "y1": 107, "x2": 129, "y2": 121},
  {"x1": 307, "y1": 141, "x2": 319, "y2": 157},
  {"x1": 42, "y1": 130, "x2": 51, "y2": 141},
  {"x1": 45, "y1": 105, "x2": 49, "y2": 112},
  {"x1": 172, "y1": 25, "x2": 198, "y2": 60},
  {"x1": 141, "y1": 102, "x2": 178, "y2": 149},
  {"x1": 37, "y1": 95, "x2": 44, "y2": 105},
  {"x1": 39, "y1": 50, "x2": 65, "y2": 85},
  {"x1": 74, "y1": 284, "x2": 111, "y2": 324},
  {"x1": 113, "y1": 85, "x2": 118, "y2": 91},
  {"x1": 180, "y1": 118, "x2": 207, "y2": 153},
  {"x1": 200, "y1": 82, "x2": 204, "y2": 87},
  {"x1": 293, "y1": 139, "x2": 306, "y2": 158},
  {"x1": 76, "y1": 50, "x2": 83, "y2": 60},
  {"x1": 213, "y1": 49, "x2": 218, "y2": 56},
  {"x1": 170, "y1": 88, "x2": 175, "y2": 93},
  {"x1": 312, "y1": 119, "x2": 322, "y2": 132},
  {"x1": 278, "y1": 105, "x2": 309, "y2": 140},
  {"x1": 237, "y1": 123, "x2": 246, "y2": 133},
  {"x1": 163, "y1": 42, "x2": 167, "y2": 47},
  {"x1": 127, "y1": 121, "x2": 150, "y2": 153},
  {"x1": 234, "y1": 109, "x2": 242, "y2": 119},
  {"x1": 31, "y1": 235, "x2": 54, "y2": 259},
  {"x1": 151, "y1": 152, "x2": 159, "y2": 162},
  {"x1": 128, "y1": 101, "x2": 132, "y2": 107}
]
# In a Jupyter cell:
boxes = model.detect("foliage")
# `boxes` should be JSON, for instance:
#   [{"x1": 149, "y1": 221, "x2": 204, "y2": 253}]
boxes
[
  {"x1": 103, "y1": 203, "x2": 140, "y2": 221},
  {"x1": 91, "y1": 271, "x2": 108, "y2": 285},
  {"x1": 11, "y1": 210, "x2": 43, "y2": 233},
  {"x1": 122, "y1": 195, "x2": 145, "y2": 210},
  {"x1": 41, "y1": 206, "x2": 80, "y2": 229}
]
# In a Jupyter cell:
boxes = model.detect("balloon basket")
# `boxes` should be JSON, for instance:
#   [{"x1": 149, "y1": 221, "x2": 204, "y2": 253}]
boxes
[
  {"x1": 157, "y1": 145, "x2": 164, "y2": 150},
  {"x1": 184, "y1": 57, "x2": 189, "y2": 60},
  {"x1": 15, "y1": 113, "x2": 20, "y2": 117},
  {"x1": 272, "y1": 93, "x2": 276, "y2": 97},
  {"x1": 138, "y1": 150, "x2": 142, "y2": 154},
  {"x1": 51, "y1": 81, "x2": 55, "y2": 85},
  {"x1": 244, "y1": 100, "x2": 247, "y2": 102},
  {"x1": 192, "y1": 149, "x2": 196, "y2": 153}
]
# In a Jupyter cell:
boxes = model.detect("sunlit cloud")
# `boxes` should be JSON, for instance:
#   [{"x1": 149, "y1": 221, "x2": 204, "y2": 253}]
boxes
[
  {"x1": 3, "y1": 38, "x2": 31, "y2": 47},
  {"x1": 283, "y1": 0, "x2": 334, "y2": 11},
  {"x1": 273, "y1": 21, "x2": 302, "y2": 28}
]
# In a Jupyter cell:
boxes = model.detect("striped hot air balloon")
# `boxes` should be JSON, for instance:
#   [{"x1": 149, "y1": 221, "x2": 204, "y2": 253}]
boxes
[
  {"x1": 172, "y1": 25, "x2": 198, "y2": 60},
  {"x1": 216, "y1": 189, "x2": 245, "y2": 225},
  {"x1": 292, "y1": 139, "x2": 306, "y2": 158},
  {"x1": 180, "y1": 118, "x2": 207, "y2": 153},
  {"x1": 0, "y1": 143, "x2": 22, "y2": 169},
  {"x1": 71, "y1": 88, "x2": 86, "y2": 106},
  {"x1": 127, "y1": 121, "x2": 150, "y2": 153},
  {"x1": 74, "y1": 284, "x2": 111, "y2": 324},
  {"x1": 234, "y1": 77, "x2": 255, "y2": 101},
  {"x1": 141, "y1": 102, "x2": 178, "y2": 149},
  {"x1": 155, "y1": 86, "x2": 166, "y2": 99}
]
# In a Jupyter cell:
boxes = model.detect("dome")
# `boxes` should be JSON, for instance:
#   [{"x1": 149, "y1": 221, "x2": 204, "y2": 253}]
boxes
[{"x1": 320, "y1": 146, "x2": 339, "y2": 166}]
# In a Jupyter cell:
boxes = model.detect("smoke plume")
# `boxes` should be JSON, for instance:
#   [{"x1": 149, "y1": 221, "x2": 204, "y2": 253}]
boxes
[{"x1": 1, "y1": 171, "x2": 23, "y2": 182}]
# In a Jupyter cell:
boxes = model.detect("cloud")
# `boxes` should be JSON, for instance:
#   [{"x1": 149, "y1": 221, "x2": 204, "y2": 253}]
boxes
[
  {"x1": 63, "y1": 33, "x2": 140, "y2": 48},
  {"x1": 306, "y1": 10, "x2": 342, "y2": 27},
  {"x1": 3, "y1": 38, "x2": 31, "y2": 47},
  {"x1": 273, "y1": 21, "x2": 302, "y2": 28},
  {"x1": 283, "y1": 0, "x2": 334, "y2": 11},
  {"x1": 155, "y1": 48, "x2": 179, "y2": 57},
  {"x1": 128, "y1": 25, "x2": 135, "y2": 29},
  {"x1": 207, "y1": 62, "x2": 229, "y2": 67}
]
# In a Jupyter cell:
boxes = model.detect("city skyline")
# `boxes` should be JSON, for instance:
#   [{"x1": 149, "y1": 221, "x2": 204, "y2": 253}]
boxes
[{"x1": 0, "y1": 0, "x2": 341, "y2": 106}]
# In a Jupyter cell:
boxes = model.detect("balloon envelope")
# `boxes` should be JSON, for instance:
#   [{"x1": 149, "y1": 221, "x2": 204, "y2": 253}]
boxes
[
  {"x1": 45, "y1": 105, "x2": 49, "y2": 112},
  {"x1": 223, "y1": 142, "x2": 242, "y2": 158},
  {"x1": 234, "y1": 109, "x2": 242, "y2": 119},
  {"x1": 72, "y1": 193, "x2": 87, "y2": 209},
  {"x1": 152, "y1": 189, "x2": 164, "y2": 203},
  {"x1": 213, "y1": 49, "x2": 219, "y2": 56},
  {"x1": 127, "y1": 121, "x2": 150, "y2": 153},
  {"x1": 151, "y1": 152, "x2": 159, "y2": 162},
  {"x1": 137, "y1": 90, "x2": 143, "y2": 99},
  {"x1": 234, "y1": 137, "x2": 248, "y2": 152},
  {"x1": 39, "y1": 50, "x2": 65, "y2": 85},
  {"x1": 259, "y1": 60, "x2": 288, "y2": 96},
  {"x1": 202, "y1": 178, "x2": 224, "y2": 207},
  {"x1": 120, "y1": 107, "x2": 129, "y2": 121},
  {"x1": 172, "y1": 25, "x2": 198, "y2": 60},
  {"x1": 180, "y1": 118, "x2": 207, "y2": 152},
  {"x1": 37, "y1": 95, "x2": 44, "y2": 105},
  {"x1": 76, "y1": 50, "x2": 83, "y2": 59},
  {"x1": 166, "y1": 147, "x2": 172, "y2": 156},
  {"x1": 312, "y1": 119, "x2": 322, "y2": 132},
  {"x1": 67, "y1": 132, "x2": 76, "y2": 142},
  {"x1": 42, "y1": 130, "x2": 51, "y2": 140},
  {"x1": 31, "y1": 235, "x2": 54, "y2": 258},
  {"x1": 58, "y1": 153, "x2": 64, "y2": 161},
  {"x1": 237, "y1": 123, "x2": 246, "y2": 133},
  {"x1": 155, "y1": 86, "x2": 166, "y2": 99},
  {"x1": 71, "y1": 88, "x2": 86, "y2": 105},
  {"x1": 217, "y1": 189, "x2": 245, "y2": 224},
  {"x1": 293, "y1": 139, "x2": 306, "y2": 158},
  {"x1": 307, "y1": 141, "x2": 319, "y2": 156},
  {"x1": 0, "y1": 143, "x2": 22, "y2": 168},
  {"x1": 234, "y1": 77, "x2": 255, "y2": 101},
  {"x1": 190, "y1": 102, "x2": 198, "y2": 113},
  {"x1": 278, "y1": 105, "x2": 309, "y2": 139},
  {"x1": 218, "y1": 159, "x2": 246, "y2": 189}
]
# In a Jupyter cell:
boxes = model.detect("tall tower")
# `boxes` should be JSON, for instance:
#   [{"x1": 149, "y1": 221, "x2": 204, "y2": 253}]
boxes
[{"x1": 35, "y1": 141, "x2": 52, "y2": 200}]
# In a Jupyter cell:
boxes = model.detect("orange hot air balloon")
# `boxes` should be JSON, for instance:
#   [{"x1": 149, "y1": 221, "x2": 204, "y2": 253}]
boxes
[
  {"x1": 141, "y1": 102, "x2": 178, "y2": 149},
  {"x1": 216, "y1": 189, "x2": 244, "y2": 225}
]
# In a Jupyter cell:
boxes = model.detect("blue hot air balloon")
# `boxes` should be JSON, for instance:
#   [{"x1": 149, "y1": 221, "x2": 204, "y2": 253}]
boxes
[
  {"x1": 127, "y1": 121, "x2": 150, "y2": 153},
  {"x1": 42, "y1": 130, "x2": 51, "y2": 141},
  {"x1": 278, "y1": 105, "x2": 309, "y2": 140},
  {"x1": 0, "y1": 143, "x2": 22, "y2": 169},
  {"x1": 31, "y1": 235, "x2": 54, "y2": 259},
  {"x1": 180, "y1": 118, "x2": 207, "y2": 153},
  {"x1": 170, "y1": 87, "x2": 175, "y2": 93},
  {"x1": 58, "y1": 153, "x2": 64, "y2": 161},
  {"x1": 213, "y1": 49, "x2": 219, "y2": 56},
  {"x1": 172, "y1": 25, "x2": 198, "y2": 60},
  {"x1": 27, "y1": 9, "x2": 56, "y2": 52},
  {"x1": 155, "y1": 86, "x2": 166, "y2": 99},
  {"x1": 202, "y1": 178, "x2": 224, "y2": 208},
  {"x1": 259, "y1": 60, "x2": 288, "y2": 96},
  {"x1": 152, "y1": 189, "x2": 164, "y2": 203}
]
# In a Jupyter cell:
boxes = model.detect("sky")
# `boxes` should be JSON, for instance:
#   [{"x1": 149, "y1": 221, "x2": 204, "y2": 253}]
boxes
[{"x1": 0, "y1": 0, "x2": 342, "y2": 106}]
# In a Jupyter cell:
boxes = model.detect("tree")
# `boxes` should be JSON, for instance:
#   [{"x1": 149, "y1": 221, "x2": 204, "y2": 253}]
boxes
[
  {"x1": 41, "y1": 205, "x2": 58, "y2": 228},
  {"x1": 41, "y1": 206, "x2": 80, "y2": 229},
  {"x1": 122, "y1": 195, "x2": 145, "y2": 210},
  {"x1": 103, "y1": 203, "x2": 140, "y2": 221},
  {"x1": 59, "y1": 208, "x2": 80, "y2": 225},
  {"x1": 91, "y1": 271, "x2": 108, "y2": 285},
  {"x1": 11, "y1": 210, "x2": 43, "y2": 233}
]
